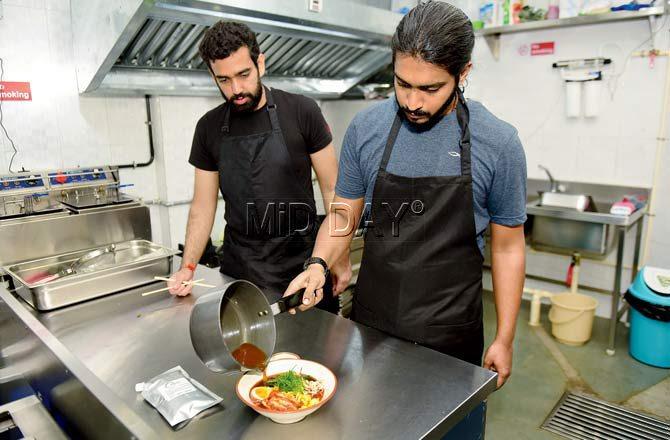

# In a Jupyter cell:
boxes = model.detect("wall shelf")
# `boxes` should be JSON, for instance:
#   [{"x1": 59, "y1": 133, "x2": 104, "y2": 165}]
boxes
[
  {"x1": 477, "y1": 7, "x2": 666, "y2": 60},
  {"x1": 477, "y1": 7, "x2": 665, "y2": 35}
]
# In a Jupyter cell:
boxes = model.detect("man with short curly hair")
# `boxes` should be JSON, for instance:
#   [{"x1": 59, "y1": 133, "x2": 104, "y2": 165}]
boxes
[{"x1": 168, "y1": 21, "x2": 350, "y2": 312}]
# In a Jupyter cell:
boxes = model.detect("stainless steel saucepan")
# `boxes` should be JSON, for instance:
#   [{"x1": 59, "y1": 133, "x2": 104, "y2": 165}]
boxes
[{"x1": 189, "y1": 280, "x2": 305, "y2": 373}]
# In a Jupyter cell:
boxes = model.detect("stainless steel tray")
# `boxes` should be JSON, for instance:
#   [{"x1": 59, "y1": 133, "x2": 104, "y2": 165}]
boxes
[{"x1": 3, "y1": 239, "x2": 179, "y2": 311}]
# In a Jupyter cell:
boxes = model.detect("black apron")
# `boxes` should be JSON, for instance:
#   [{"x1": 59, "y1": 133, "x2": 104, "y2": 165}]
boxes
[
  {"x1": 217, "y1": 87, "x2": 338, "y2": 311},
  {"x1": 352, "y1": 90, "x2": 484, "y2": 365}
]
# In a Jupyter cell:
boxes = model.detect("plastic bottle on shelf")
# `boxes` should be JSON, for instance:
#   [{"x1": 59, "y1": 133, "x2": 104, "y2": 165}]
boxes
[
  {"x1": 547, "y1": 0, "x2": 560, "y2": 18},
  {"x1": 497, "y1": 0, "x2": 511, "y2": 25},
  {"x1": 479, "y1": 0, "x2": 497, "y2": 27},
  {"x1": 559, "y1": 0, "x2": 581, "y2": 17}
]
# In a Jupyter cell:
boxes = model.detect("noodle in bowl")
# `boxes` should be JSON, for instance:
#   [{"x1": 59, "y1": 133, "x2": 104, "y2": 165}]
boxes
[{"x1": 236, "y1": 359, "x2": 337, "y2": 424}]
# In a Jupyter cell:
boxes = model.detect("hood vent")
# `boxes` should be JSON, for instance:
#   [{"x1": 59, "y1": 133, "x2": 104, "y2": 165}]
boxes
[{"x1": 72, "y1": 0, "x2": 400, "y2": 98}]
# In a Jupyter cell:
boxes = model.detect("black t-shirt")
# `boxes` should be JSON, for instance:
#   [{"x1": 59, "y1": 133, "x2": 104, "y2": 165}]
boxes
[{"x1": 188, "y1": 88, "x2": 332, "y2": 190}]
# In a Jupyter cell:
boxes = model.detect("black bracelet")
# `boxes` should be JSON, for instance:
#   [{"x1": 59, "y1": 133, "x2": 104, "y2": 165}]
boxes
[{"x1": 304, "y1": 257, "x2": 329, "y2": 276}]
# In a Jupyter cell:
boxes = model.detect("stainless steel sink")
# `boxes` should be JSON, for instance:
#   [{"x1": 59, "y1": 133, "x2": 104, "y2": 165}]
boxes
[
  {"x1": 525, "y1": 180, "x2": 648, "y2": 259},
  {"x1": 528, "y1": 199, "x2": 619, "y2": 258},
  {"x1": 524, "y1": 178, "x2": 650, "y2": 355}
]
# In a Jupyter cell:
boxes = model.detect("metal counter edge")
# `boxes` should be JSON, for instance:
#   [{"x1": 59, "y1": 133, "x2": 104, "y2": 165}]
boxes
[{"x1": 0, "y1": 285, "x2": 160, "y2": 439}]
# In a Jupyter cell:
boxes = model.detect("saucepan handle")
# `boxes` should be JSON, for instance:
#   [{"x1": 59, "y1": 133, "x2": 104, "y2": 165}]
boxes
[{"x1": 272, "y1": 289, "x2": 306, "y2": 314}]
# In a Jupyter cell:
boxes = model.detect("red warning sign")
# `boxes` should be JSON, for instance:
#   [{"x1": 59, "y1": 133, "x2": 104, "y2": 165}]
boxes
[
  {"x1": 0, "y1": 82, "x2": 32, "y2": 101},
  {"x1": 531, "y1": 42, "x2": 555, "y2": 56}
]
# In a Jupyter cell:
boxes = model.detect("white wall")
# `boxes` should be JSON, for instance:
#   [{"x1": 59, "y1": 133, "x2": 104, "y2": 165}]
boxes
[
  {"x1": 0, "y1": 0, "x2": 227, "y2": 249},
  {"x1": 463, "y1": 0, "x2": 670, "y2": 275},
  {"x1": 392, "y1": 0, "x2": 419, "y2": 11},
  {"x1": 148, "y1": 95, "x2": 228, "y2": 248},
  {"x1": 467, "y1": 17, "x2": 670, "y2": 295},
  {"x1": 0, "y1": 0, "x2": 164, "y2": 229},
  {"x1": 321, "y1": 99, "x2": 378, "y2": 156},
  {"x1": 469, "y1": 20, "x2": 668, "y2": 188},
  {"x1": 0, "y1": 1, "x2": 147, "y2": 173}
]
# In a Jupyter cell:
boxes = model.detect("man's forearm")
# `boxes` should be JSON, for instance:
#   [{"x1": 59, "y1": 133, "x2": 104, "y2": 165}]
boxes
[
  {"x1": 318, "y1": 186, "x2": 351, "y2": 267},
  {"x1": 490, "y1": 250, "x2": 525, "y2": 346},
  {"x1": 181, "y1": 202, "x2": 216, "y2": 269},
  {"x1": 311, "y1": 210, "x2": 355, "y2": 268},
  {"x1": 320, "y1": 186, "x2": 335, "y2": 216}
]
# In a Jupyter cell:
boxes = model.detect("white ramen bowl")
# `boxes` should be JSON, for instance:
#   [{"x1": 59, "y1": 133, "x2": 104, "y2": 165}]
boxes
[{"x1": 236, "y1": 359, "x2": 337, "y2": 424}]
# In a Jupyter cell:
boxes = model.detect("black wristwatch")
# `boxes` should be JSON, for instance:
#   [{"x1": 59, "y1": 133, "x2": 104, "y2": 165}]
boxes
[{"x1": 304, "y1": 257, "x2": 329, "y2": 276}]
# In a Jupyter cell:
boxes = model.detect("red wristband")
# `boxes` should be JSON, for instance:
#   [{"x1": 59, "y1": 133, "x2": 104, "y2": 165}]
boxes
[{"x1": 185, "y1": 263, "x2": 196, "y2": 272}]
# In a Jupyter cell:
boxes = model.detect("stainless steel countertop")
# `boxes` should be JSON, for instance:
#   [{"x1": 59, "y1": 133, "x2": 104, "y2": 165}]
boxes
[
  {"x1": 0, "y1": 395, "x2": 67, "y2": 439},
  {"x1": 2, "y1": 261, "x2": 497, "y2": 439}
]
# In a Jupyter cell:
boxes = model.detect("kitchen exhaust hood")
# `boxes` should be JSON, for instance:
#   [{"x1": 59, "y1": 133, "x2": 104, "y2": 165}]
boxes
[{"x1": 72, "y1": 0, "x2": 400, "y2": 98}]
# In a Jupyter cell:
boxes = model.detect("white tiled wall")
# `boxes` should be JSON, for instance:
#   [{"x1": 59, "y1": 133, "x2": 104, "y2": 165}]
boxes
[
  {"x1": 0, "y1": 0, "x2": 220, "y2": 250},
  {"x1": 149, "y1": 95, "x2": 227, "y2": 248},
  {"x1": 468, "y1": 20, "x2": 669, "y2": 189},
  {"x1": 465, "y1": 19, "x2": 670, "y2": 276},
  {"x1": 0, "y1": 1, "x2": 154, "y2": 197},
  {"x1": 320, "y1": 100, "x2": 376, "y2": 156}
]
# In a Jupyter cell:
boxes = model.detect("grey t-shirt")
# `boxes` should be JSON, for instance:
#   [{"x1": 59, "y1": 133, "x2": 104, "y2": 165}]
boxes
[{"x1": 335, "y1": 98, "x2": 527, "y2": 254}]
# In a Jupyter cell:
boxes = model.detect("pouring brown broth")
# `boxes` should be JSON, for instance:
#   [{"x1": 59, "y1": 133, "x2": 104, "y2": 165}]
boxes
[{"x1": 231, "y1": 342, "x2": 267, "y2": 370}]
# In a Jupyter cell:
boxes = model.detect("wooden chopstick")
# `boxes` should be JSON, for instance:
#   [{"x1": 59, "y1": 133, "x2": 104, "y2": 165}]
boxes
[
  {"x1": 142, "y1": 278, "x2": 215, "y2": 296},
  {"x1": 153, "y1": 276, "x2": 203, "y2": 284},
  {"x1": 153, "y1": 276, "x2": 216, "y2": 288},
  {"x1": 142, "y1": 279, "x2": 204, "y2": 297},
  {"x1": 142, "y1": 286, "x2": 172, "y2": 297}
]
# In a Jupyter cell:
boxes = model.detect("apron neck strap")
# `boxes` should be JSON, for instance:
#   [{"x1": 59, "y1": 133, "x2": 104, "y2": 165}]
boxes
[
  {"x1": 455, "y1": 87, "x2": 472, "y2": 177},
  {"x1": 379, "y1": 113, "x2": 403, "y2": 171},
  {"x1": 264, "y1": 86, "x2": 281, "y2": 132},
  {"x1": 221, "y1": 103, "x2": 231, "y2": 133},
  {"x1": 380, "y1": 88, "x2": 472, "y2": 176}
]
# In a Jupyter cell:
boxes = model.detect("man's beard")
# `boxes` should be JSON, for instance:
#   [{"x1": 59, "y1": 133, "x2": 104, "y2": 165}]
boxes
[
  {"x1": 228, "y1": 78, "x2": 263, "y2": 113},
  {"x1": 395, "y1": 87, "x2": 458, "y2": 130}
]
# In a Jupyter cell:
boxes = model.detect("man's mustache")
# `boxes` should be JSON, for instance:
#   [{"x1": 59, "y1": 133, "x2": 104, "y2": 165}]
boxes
[{"x1": 401, "y1": 107, "x2": 430, "y2": 117}]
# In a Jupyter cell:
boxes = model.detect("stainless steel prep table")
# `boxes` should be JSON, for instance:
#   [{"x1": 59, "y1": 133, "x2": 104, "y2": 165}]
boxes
[{"x1": 1, "y1": 262, "x2": 497, "y2": 439}]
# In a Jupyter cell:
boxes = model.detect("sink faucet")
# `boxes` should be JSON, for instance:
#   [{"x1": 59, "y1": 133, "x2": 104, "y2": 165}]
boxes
[{"x1": 538, "y1": 165, "x2": 559, "y2": 193}]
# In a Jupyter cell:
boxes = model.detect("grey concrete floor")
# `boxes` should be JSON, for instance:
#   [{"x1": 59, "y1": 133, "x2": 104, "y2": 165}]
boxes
[{"x1": 482, "y1": 291, "x2": 670, "y2": 439}]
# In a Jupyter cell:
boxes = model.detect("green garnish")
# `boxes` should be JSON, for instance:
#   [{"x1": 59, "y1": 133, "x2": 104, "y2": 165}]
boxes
[{"x1": 266, "y1": 371, "x2": 304, "y2": 393}]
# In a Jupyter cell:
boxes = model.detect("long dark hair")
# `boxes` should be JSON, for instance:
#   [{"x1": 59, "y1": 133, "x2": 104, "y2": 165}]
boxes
[{"x1": 391, "y1": 1, "x2": 474, "y2": 78}]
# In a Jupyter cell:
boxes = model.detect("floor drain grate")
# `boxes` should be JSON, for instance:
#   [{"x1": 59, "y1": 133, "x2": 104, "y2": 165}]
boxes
[{"x1": 542, "y1": 392, "x2": 670, "y2": 440}]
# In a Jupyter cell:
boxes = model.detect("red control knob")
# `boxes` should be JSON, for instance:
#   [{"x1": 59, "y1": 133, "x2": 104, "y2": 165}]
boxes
[{"x1": 55, "y1": 173, "x2": 67, "y2": 184}]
